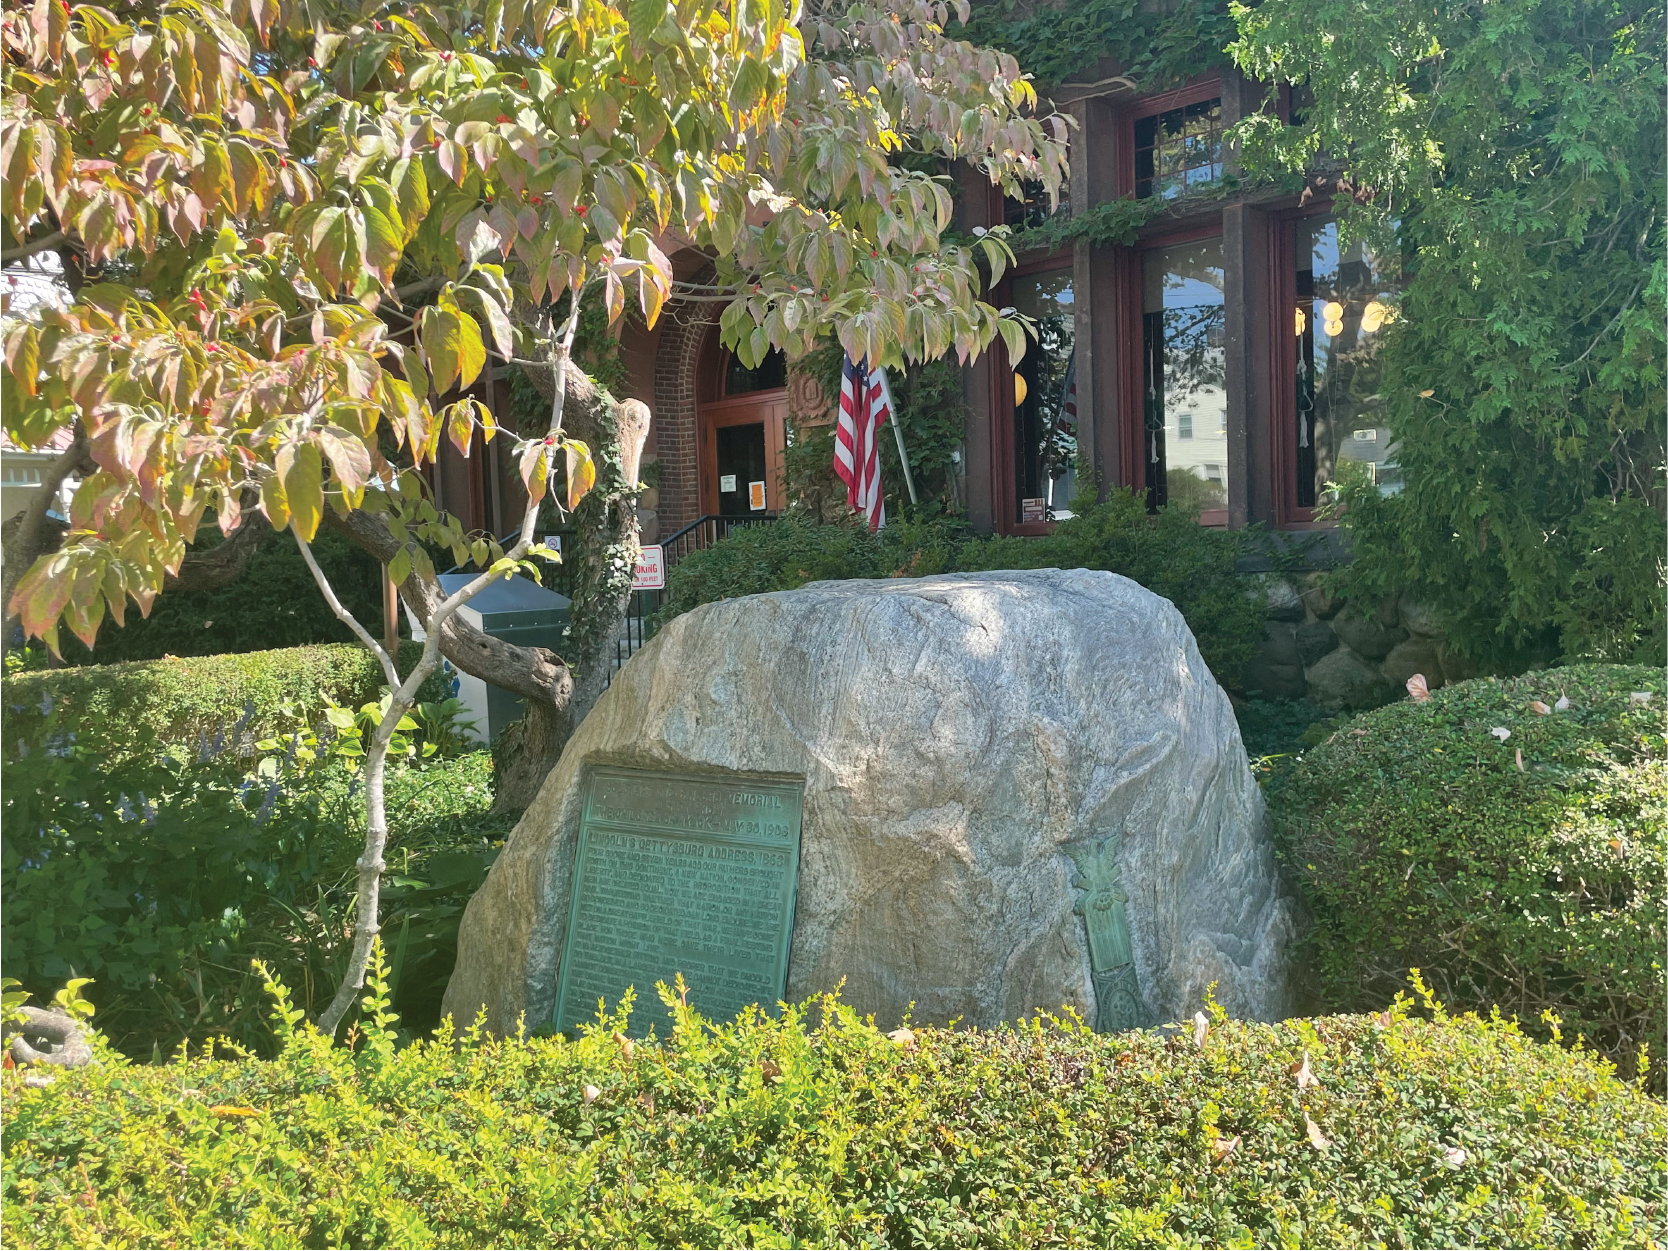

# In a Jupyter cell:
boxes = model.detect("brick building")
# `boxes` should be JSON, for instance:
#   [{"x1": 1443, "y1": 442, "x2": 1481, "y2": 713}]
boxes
[{"x1": 436, "y1": 63, "x2": 1397, "y2": 561}]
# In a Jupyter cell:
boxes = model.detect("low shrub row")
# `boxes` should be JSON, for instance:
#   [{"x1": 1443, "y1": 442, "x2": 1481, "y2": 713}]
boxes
[
  {"x1": 1, "y1": 980, "x2": 1661, "y2": 1249},
  {"x1": 2, "y1": 641, "x2": 446, "y2": 765},
  {"x1": 1268, "y1": 663, "x2": 1665, "y2": 1086},
  {"x1": 660, "y1": 491, "x2": 1269, "y2": 684}
]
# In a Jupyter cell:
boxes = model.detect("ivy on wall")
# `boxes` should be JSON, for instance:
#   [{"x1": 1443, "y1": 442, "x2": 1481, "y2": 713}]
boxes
[{"x1": 958, "y1": 0, "x2": 1235, "y2": 92}]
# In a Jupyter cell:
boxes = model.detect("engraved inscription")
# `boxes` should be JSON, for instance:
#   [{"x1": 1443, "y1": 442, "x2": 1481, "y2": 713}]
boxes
[{"x1": 555, "y1": 767, "x2": 804, "y2": 1034}]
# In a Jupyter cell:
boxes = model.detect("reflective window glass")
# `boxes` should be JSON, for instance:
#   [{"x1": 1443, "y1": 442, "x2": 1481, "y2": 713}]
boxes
[
  {"x1": 1294, "y1": 219, "x2": 1401, "y2": 504},
  {"x1": 1142, "y1": 238, "x2": 1227, "y2": 519},
  {"x1": 1134, "y1": 98, "x2": 1224, "y2": 200},
  {"x1": 1010, "y1": 268, "x2": 1077, "y2": 522}
]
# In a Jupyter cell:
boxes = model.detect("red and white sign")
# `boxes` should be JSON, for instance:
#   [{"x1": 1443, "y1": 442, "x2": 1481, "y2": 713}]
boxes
[{"x1": 632, "y1": 544, "x2": 666, "y2": 591}]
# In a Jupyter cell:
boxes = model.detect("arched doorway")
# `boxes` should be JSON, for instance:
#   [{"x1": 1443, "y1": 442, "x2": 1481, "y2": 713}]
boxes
[{"x1": 697, "y1": 332, "x2": 788, "y2": 516}]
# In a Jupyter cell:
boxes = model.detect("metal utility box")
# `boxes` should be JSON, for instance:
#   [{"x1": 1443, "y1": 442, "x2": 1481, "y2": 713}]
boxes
[{"x1": 406, "y1": 573, "x2": 571, "y2": 745}]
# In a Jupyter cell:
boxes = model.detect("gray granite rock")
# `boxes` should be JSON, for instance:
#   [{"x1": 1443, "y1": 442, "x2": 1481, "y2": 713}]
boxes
[
  {"x1": 1397, "y1": 598, "x2": 1444, "y2": 638},
  {"x1": 1243, "y1": 622, "x2": 1308, "y2": 699},
  {"x1": 1265, "y1": 579, "x2": 1307, "y2": 623},
  {"x1": 443, "y1": 569, "x2": 1297, "y2": 1037},
  {"x1": 1380, "y1": 637, "x2": 1444, "y2": 689},
  {"x1": 1331, "y1": 605, "x2": 1408, "y2": 661},
  {"x1": 1305, "y1": 645, "x2": 1395, "y2": 711},
  {"x1": 1295, "y1": 620, "x2": 1340, "y2": 668}
]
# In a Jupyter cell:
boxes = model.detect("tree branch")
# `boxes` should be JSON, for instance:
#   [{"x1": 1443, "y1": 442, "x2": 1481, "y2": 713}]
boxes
[
  {"x1": 163, "y1": 512, "x2": 274, "y2": 594},
  {"x1": 1, "y1": 231, "x2": 67, "y2": 263}
]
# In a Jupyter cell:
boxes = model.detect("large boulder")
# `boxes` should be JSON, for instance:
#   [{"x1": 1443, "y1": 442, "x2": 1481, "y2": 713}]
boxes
[{"x1": 444, "y1": 569, "x2": 1297, "y2": 1037}]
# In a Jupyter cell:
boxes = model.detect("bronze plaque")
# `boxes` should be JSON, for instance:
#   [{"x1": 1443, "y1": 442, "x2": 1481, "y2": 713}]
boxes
[{"x1": 553, "y1": 765, "x2": 804, "y2": 1034}]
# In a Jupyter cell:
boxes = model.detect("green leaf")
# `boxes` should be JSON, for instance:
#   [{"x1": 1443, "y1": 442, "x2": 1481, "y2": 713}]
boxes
[{"x1": 284, "y1": 442, "x2": 325, "y2": 541}]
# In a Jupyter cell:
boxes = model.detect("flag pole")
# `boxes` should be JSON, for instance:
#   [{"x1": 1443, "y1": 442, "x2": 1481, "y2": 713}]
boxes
[{"x1": 873, "y1": 366, "x2": 919, "y2": 507}]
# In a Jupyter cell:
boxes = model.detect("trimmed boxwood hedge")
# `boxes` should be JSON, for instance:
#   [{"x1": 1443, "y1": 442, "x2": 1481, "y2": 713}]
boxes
[
  {"x1": 1, "y1": 986, "x2": 1662, "y2": 1249},
  {"x1": 1, "y1": 641, "x2": 446, "y2": 763},
  {"x1": 1266, "y1": 663, "x2": 1665, "y2": 1084}
]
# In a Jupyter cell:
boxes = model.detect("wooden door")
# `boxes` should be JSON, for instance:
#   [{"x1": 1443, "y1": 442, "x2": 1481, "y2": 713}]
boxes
[{"x1": 699, "y1": 393, "x2": 787, "y2": 515}]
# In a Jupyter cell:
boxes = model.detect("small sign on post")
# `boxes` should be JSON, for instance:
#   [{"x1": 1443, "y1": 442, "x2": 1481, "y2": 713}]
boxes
[{"x1": 632, "y1": 544, "x2": 666, "y2": 591}]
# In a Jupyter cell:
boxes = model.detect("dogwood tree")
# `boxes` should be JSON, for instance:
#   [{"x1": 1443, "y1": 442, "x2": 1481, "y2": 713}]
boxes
[{"x1": 2, "y1": 0, "x2": 1066, "y2": 1033}]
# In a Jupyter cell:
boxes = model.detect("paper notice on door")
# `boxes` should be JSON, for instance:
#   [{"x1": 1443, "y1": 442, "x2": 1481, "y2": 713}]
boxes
[
  {"x1": 719, "y1": 474, "x2": 737, "y2": 493},
  {"x1": 1021, "y1": 497, "x2": 1047, "y2": 523},
  {"x1": 749, "y1": 481, "x2": 767, "y2": 510}
]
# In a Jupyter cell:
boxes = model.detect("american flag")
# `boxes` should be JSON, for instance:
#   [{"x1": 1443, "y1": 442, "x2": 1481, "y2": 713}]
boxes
[{"x1": 834, "y1": 354, "x2": 890, "y2": 531}]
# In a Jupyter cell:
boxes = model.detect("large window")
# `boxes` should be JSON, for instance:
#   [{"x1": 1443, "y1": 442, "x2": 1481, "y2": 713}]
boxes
[
  {"x1": 1010, "y1": 268, "x2": 1076, "y2": 522},
  {"x1": 1142, "y1": 237, "x2": 1227, "y2": 523},
  {"x1": 1292, "y1": 218, "x2": 1400, "y2": 506},
  {"x1": 1134, "y1": 97, "x2": 1224, "y2": 200}
]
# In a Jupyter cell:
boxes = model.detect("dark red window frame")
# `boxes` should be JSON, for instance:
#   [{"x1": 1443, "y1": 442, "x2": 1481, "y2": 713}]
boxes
[
  {"x1": 988, "y1": 245, "x2": 1074, "y2": 536},
  {"x1": 1117, "y1": 79, "x2": 1227, "y2": 201},
  {"x1": 1115, "y1": 220, "x2": 1226, "y2": 524},
  {"x1": 1269, "y1": 202, "x2": 1347, "y2": 530}
]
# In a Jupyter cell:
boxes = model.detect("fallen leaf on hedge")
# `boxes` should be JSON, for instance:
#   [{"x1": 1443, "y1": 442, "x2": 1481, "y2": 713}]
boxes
[
  {"x1": 1515, "y1": 748, "x2": 1525, "y2": 771},
  {"x1": 1406, "y1": 673, "x2": 1431, "y2": 702},
  {"x1": 1441, "y1": 1146, "x2": 1467, "y2": 1167},
  {"x1": 1555, "y1": 695, "x2": 1570, "y2": 711},
  {"x1": 1374, "y1": 1010, "x2": 1392, "y2": 1028},
  {"x1": 1113, "y1": 1051, "x2": 1135, "y2": 1068},
  {"x1": 1489, "y1": 726, "x2": 1510, "y2": 741},
  {"x1": 1418, "y1": 389, "x2": 1434, "y2": 397},
  {"x1": 887, "y1": 1028, "x2": 916, "y2": 1050},
  {"x1": 637, "y1": 1091, "x2": 655, "y2": 1114},
  {"x1": 24, "y1": 1074, "x2": 54, "y2": 1089},
  {"x1": 1527, "y1": 700, "x2": 1550, "y2": 715},
  {"x1": 208, "y1": 1105, "x2": 259, "y2": 1117},
  {"x1": 613, "y1": 1031, "x2": 634, "y2": 1059},
  {"x1": 1192, "y1": 1012, "x2": 1209, "y2": 1047},
  {"x1": 1351, "y1": 728, "x2": 1369, "y2": 736},
  {"x1": 1305, "y1": 1114, "x2": 1330, "y2": 1149},
  {"x1": 1609, "y1": 838, "x2": 1624, "y2": 854},
  {"x1": 760, "y1": 1058, "x2": 782, "y2": 1082},
  {"x1": 1212, "y1": 1135, "x2": 1240, "y2": 1160},
  {"x1": 1629, "y1": 691, "x2": 1653, "y2": 704},
  {"x1": 1292, "y1": 1050, "x2": 1319, "y2": 1090},
  {"x1": 582, "y1": 1084, "x2": 600, "y2": 1105}
]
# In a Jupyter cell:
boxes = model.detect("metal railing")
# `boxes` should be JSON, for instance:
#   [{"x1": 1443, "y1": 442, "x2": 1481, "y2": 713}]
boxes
[
  {"x1": 440, "y1": 514, "x2": 780, "y2": 677},
  {"x1": 610, "y1": 513, "x2": 778, "y2": 675}
]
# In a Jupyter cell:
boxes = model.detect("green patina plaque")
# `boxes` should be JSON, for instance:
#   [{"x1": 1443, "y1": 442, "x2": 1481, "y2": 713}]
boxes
[{"x1": 554, "y1": 765, "x2": 804, "y2": 1034}]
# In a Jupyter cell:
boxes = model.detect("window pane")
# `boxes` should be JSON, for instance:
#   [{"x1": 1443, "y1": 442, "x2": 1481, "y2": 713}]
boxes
[
  {"x1": 726, "y1": 347, "x2": 786, "y2": 394},
  {"x1": 1142, "y1": 238, "x2": 1227, "y2": 517},
  {"x1": 1011, "y1": 268, "x2": 1076, "y2": 522},
  {"x1": 1134, "y1": 98, "x2": 1223, "y2": 200},
  {"x1": 1293, "y1": 219, "x2": 1400, "y2": 506}
]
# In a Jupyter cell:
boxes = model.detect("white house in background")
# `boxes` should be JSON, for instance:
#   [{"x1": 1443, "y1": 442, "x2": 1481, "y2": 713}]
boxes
[
  {"x1": 1, "y1": 426, "x2": 76, "y2": 524},
  {"x1": 2, "y1": 250, "x2": 75, "y2": 525}
]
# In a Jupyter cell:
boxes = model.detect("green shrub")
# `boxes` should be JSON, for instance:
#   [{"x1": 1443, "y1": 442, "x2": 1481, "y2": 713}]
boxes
[
  {"x1": 56, "y1": 526, "x2": 390, "y2": 665},
  {"x1": 2, "y1": 981, "x2": 1661, "y2": 1250},
  {"x1": 1267, "y1": 664, "x2": 1666, "y2": 1084},
  {"x1": 662, "y1": 491, "x2": 1267, "y2": 685},
  {"x1": 1, "y1": 683, "x2": 510, "y2": 1058},
  {"x1": 1, "y1": 641, "x2": 445, "y2": 765}
]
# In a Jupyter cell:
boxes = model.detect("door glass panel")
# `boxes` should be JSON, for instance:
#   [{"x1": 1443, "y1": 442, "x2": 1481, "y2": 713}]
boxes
[
  {"x1": 1010, "y1": 268, "x2": 1076, "y2": 522},
  {"x1": 1142, "y1": 238, "x2": 1227, "y2": 517},
  {"x1": 1295, "y1": 219, "x2": 1400, "y2": 505},
  {"x1": 716, "y1": 422, "x2": 767, "y2": 513}
]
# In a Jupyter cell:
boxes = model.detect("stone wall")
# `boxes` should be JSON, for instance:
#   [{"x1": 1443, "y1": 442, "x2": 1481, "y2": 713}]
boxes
[{"x1": 1242, "y1": 578, "x2": 1475, "y2": 710}]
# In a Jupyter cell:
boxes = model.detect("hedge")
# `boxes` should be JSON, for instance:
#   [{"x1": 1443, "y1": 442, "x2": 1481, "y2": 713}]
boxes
[
  {"x1": 1, "y1": 986, "x2": 1662, "y2": 1249},
  {"x1": 660, "y1": 491, "x2": 1268, "y2": 686},
  {"x1": 2, "y1": 641, "x2": 446, "y2": 763},
  {"x1": 1266, "y1": 663, "x2": 1665, "y2": 1085}
]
